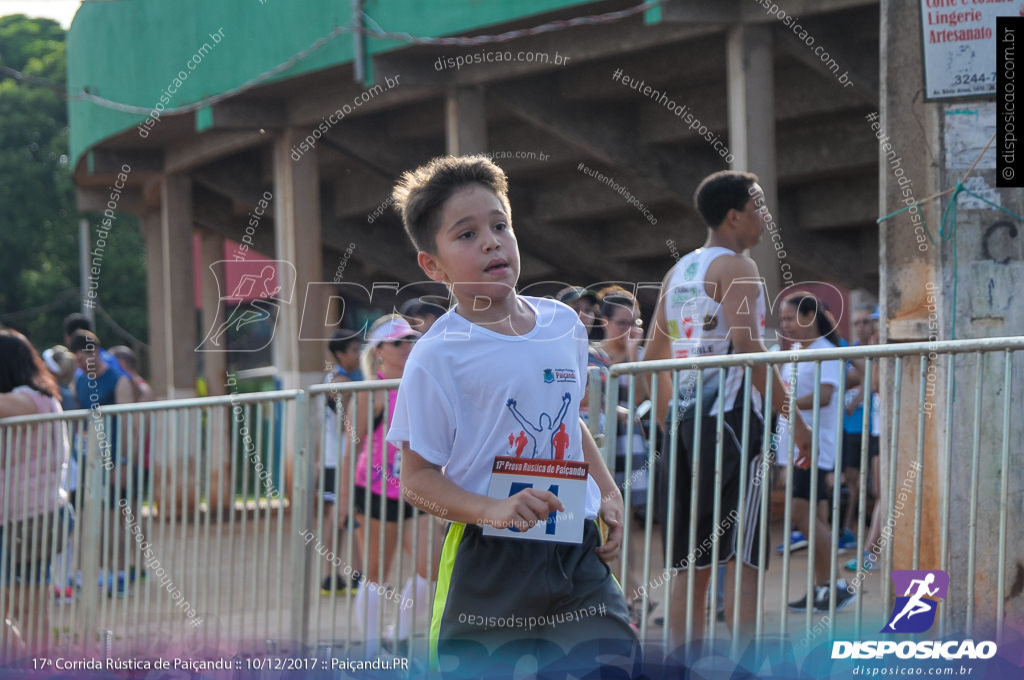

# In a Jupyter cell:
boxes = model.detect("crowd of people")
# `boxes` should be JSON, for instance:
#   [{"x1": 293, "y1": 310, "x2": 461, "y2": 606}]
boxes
[
  {"x1": 3, "y1": 161, "x2": 886, "y2": 672},
  {"x1": 1, "y1": 314, "x2": 151, "y2": 653}
]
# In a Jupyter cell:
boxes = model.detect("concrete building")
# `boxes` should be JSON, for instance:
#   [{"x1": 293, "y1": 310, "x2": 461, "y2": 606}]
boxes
[{"x1": 68, "y1": 0, "x2": 881, "y2": 397}]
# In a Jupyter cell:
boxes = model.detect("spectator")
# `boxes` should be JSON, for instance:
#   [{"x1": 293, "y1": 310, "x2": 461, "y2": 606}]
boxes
[
  {"x1": 556, "y1": 286, "x2": 599, "y2": 339},
  {"x1": 107, "y1": 345, "x2": 152, "y2": 584},
  {"x1": 62, "y1": 313, "x2": 123, "y2": 377},
  {"x1": 773, "y1": 293, "x2": 855, "y2": 613},
  {"x1": 320, "y1": 328, "x2": 364, "y2": 596},
  {"x1": 839, "y1": 305, "x2": 880, "y2": 552},
  {"x1": 0, "y1": 330, "x2": 70, "y2": 654},
  {"x1": 556, "y1": 286, "x2": 609, "y2": 423},
  {"x1": 346, "y1": 315, "x2": 421, "y2": 656},
  {"x1": 643, "y1": 170, "x2": 812, "y2": 644},
  {"x1": 42, "y1": 345, "x2": 78, "y2": 412},
  {"x1": 399, "y1": 298, "x2": 447, "y2": 334},
  {"x1": 41, "y1": 345, "x2": 79, "y2": 598},
  {"x1": 68, "y1": 330, "x2": 134, "y2": 595},
  {"x1": 846, "y1": 309, "x2": 885, "y2": 573},
  {"x1": 595, "y1": 286, "x2": 651, "y2": 625},
  {"x1": 108, "y1": 346, "x2": 153, "y2": 404}
]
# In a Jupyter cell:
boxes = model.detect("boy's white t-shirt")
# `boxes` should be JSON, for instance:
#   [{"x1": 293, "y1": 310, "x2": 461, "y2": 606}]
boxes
[
  {"x1": 774, "y1": 336, "x2": 842, "y2": 470},
  {"x1": 386, "y1": 296, "x2": 602, "y2": 521}
]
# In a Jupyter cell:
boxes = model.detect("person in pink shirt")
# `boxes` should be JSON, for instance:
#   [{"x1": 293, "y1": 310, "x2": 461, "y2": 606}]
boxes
[
  {"x1": 344, "y1": 315, "x2": 425, "y2": 655},
  {"x1": 0, "y1": 329, "x2": 70, "y2": 655}
]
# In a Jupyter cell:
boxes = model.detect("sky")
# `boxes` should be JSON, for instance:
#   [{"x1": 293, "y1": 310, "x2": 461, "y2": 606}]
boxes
[{"x1": 0, "y1": 0, "x2": 81, "y2": 27}]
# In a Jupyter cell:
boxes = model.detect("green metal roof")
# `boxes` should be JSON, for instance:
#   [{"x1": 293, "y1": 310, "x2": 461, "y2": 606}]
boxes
[{"x1": 67, "y1": 0, "x2": 598, "y2": 169}]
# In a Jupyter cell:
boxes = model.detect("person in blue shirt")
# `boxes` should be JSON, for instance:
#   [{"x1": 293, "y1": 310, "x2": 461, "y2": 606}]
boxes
[
  {"x1": 69, "y1": 330, "x2": 134, "y2": 594},
  {"x1": 63, "y1": 314, "x2": 124, "y2": 379},
  {"x1": 840, "y1": 305, "x2": 879, "y2": 550}
]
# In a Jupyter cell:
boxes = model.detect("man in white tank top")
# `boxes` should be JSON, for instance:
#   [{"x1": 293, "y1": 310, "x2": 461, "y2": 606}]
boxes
[{"x1": 644, "y1": 171, "x2": 812, "y2": 648}]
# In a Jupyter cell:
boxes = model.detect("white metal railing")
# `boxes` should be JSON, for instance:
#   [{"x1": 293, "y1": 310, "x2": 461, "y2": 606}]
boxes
[
  {"x1": 2, "y1": 336, "x2": 1021, "y2": 666},
  {"x1": 601, "y1": 335, "x2": 1024, "y2": 659}
]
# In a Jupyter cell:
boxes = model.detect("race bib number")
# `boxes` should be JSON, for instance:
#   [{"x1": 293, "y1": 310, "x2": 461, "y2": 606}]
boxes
[{"x1": 482, "y1": 456, "x2": 589, "y2": 544}]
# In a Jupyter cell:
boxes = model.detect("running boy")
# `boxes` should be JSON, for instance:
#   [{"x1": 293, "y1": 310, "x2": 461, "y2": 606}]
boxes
[{"x1": 387, "y1": 156, "x2": 639, "y2": 676}]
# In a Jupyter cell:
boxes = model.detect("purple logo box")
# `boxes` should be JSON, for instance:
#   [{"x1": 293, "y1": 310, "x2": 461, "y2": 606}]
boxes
[{"x1": 890, "y1": 570, "x2": 949, "y2": 600}]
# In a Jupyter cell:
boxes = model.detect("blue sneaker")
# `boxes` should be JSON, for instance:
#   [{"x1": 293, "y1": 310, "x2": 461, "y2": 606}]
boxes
[
  {"x1": 837, "y1": 528, "x2": 857, "y2": 551},
  {"x1": 776, "y1": 530, "x2": 808, "y2": 554},
  {"x1": 845, "y1": 550, "x2": 875, "y2": 572},
  {"x1": 102, "y1": 571, "x2": 128, "y2": 598}
]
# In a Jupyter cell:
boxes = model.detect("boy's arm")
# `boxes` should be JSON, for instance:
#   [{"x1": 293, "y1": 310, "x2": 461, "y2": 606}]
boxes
[
  {"x1": 579, "y1": 420, "x2": 624, "y2": 562},
  {"x1": 400, "y1": 444, "x2": 562, "y2": 530}
]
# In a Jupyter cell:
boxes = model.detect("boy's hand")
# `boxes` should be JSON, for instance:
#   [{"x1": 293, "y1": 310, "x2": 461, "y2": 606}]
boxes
[
  {"x1": 595, "y1": 488, "x2": 625, "y2": 563},
  {"x1": 485, "y1": 488, "x2": 563, "y2": 532}
]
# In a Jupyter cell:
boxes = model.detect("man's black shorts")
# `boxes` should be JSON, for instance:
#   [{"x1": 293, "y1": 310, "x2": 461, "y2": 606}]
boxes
[
  {"x1": 842, "y1": 432, "x2": 880, "y2": 470},
  {"x1": 791, "y1": 465, "x2": 831, "y2": 502},
  {"x1": 353, "y1": 485, "x2": 415, "y2": 522},
  {"x1": 659, "y1": 401, "x2": 769, "y2": 570},
  {"x1": 321, "y1": 467, "x2": 337, "y2": 503}
]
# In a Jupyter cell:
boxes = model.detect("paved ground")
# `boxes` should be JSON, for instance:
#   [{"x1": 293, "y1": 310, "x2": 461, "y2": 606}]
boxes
[{"x1": 36, "y1": 502, "x2": 887, "y2": 664}]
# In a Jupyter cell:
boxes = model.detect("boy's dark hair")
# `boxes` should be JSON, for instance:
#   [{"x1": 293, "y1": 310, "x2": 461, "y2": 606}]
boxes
[
  {"x1": 328, "y1": 329, "x2": 361, "y2": 355},
  {"x1": 392, "y1": 155, "x2": 512, "y2": 253},
  {"x1": 693, "y1": 170, "x2": 759, "y2": 229},
  {"x1": 63, "y1": 312, "x2": 93, "y2": 338},
  {"x1": 69, "y1": 329, "x2": 100, "y2": 353}
]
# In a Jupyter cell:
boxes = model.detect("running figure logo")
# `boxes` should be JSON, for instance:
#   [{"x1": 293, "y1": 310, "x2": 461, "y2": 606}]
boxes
[
  {"x1": 197, "y1": 260, "x2": 296, "y2": 352},
  {"x1": 506, "y1": 393, "x2": 572, "y2": 459},
  {"x1": 882, "y1": 570, "x2": 949, "y2": 634}
]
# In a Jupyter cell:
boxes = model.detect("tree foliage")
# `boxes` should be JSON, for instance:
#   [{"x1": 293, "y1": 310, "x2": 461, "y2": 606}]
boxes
[{"x1": 0, "y1": 14, "x2": 147, "y2": 355}]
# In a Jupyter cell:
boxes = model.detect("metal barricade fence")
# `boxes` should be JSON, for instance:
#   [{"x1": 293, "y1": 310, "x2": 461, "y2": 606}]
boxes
[
  {"x1": 1, "y1": 389, "x2": 304, "y2": 660},
  {"x1": 0, "y1": 378, "x2": 435, "y2": 663},
  {"x1": 601, "y1": 335, "x2": 1024, "y2": 658},
  {"x1": 305, "y1": 379, "x2": 437, "y2": 661},
  {"x1": 1, "y1": 407, "x2": 83, "y2": 658},
  {"x1": 3, "y1": 336, "x2": 1021, "y2": 663}
]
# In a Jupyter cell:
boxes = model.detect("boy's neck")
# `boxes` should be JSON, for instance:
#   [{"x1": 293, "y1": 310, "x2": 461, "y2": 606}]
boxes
[
  {"x1": 704, "y1": 229, "x2": 742, "y2": 253},
  {"x1": 454, "y1": 292, "x2": 534, "y2": 336}
]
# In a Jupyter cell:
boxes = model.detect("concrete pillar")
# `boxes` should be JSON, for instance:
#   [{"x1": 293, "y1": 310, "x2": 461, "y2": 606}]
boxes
[
  {"x1": 142, "y1": 211, "x2": 169, "y2": 399},
  {"x1": 273, "y1": 129, "x2": 325, "y2": 390},
  {"x1": 880, "y1": 0, "x2": 1024, "y2": 639},
  {"x1": 197, "y1": 229, "x2": 227, "y2": 397},
  {"x1": 879, "y1": 0, "x2": 945, "y2": 589},
  {"x1": 159, "y1": 175, "x2": 197, "y2": 399},
  {"x1": 446, "y1": 86, "x2": 488, "y2": 155},
  {"x1": 726, "y1": 24, "x2": 781, "y2": 304}
]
